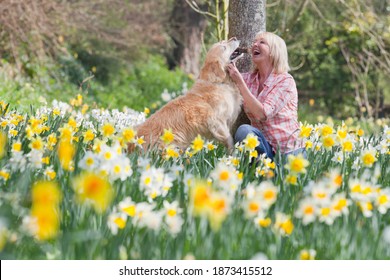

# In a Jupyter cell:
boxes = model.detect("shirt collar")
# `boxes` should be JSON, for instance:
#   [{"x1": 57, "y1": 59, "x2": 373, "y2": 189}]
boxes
[{"x1": 250, "y1": 71, "x2": 278, "y2": 88}]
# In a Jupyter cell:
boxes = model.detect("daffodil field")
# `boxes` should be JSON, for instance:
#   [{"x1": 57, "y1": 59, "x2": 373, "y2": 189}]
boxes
[{"x1": 0, "y1": 97, "x2": 390, "y2": 260}]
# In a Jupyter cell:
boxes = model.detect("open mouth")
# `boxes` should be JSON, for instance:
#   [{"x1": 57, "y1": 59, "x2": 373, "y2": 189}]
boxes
[
  {"x1": 230, "y1": 47, "x2": 248, "y2": 62},
  {"x1": 253, "y1": 50, "x2": 261, "y2": 56}
]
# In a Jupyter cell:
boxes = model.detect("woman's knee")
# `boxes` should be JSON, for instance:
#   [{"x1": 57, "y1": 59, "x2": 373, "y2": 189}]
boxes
[{"x1": 234, "y1": 124, "x2": 253, "y2": 142}]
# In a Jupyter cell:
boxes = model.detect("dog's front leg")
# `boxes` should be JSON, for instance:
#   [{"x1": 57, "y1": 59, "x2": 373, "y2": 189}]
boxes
[{"x1": 208, "y1": 120, "x2": 234, "y2": 154}]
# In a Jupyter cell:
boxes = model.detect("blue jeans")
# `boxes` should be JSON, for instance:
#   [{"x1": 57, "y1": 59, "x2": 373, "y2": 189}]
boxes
[
  {"x1": 234, "y1": 124, "x2": 275, "y2": 160},
  {"x1": 285, "y1": 147, "x2": 307, "y2": 158}
]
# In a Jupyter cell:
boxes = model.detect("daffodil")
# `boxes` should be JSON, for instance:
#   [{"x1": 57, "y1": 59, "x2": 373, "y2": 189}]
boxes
[
  {"x1": 191, "y1": 134, "x2": 204, "y2": 153},
  {"x1": 44, "y1": 166, "x2": 57, "y2": 180},
  {"x1": 29, "y1": 137, "x2": 44, "y2": 151},
  {"x1": 29, "y1": 180, "x2": 61, "y2": 240},
  {"x1": 318, "y1": 202, "x2": 337, "y2": 225},
  {"x1": 285, "y1": 154, "x2": 309, "y2": 174},
  {"x1": 12, "y1": 141, "x2": 22, "y2": 152},
  {"x1": 190, "y1": 179, "x2": 211, "y2": 216},
  {"x1": 163, "y1": 200, "x2": 182, "y2": 218},
  {"x1": 376, "y1": 189, "x2": 390, "y2": 214},
  {"x1": 122, "y1": 127, "x2": 136, "y2": 142},
  {"x1": 208, "y1": 192, "x2": 230, "y2": 231},
  {"x1": 322, "y1": 135, "x2": 336, "y2": 150},
  {"x1": 258, "y1": 181, "x2": 278, "y2": 207},
  {"x1": 274, "y1": 212, "x2": 294, "y2": 236},
  {"x1": 210, "y1": 162, "x2": 242, "y2": 194},
  {"x1": 320, "y1": 125, "x2": 333, "y2": 137},
  {"x1": 357, "y1": 201, "x2": 374, "y2": 218},
  {"x1": 0, "y1": 169, "x2": 10, "y2": 181},
  {"x1": 243, "y1": 196, "x2": 264, "y2": 218},
  {"x1": 243, "y1": 133, "x2": 259, "y2": 151},
  {"x1": 30, "y1": 205, "x2": 60, "y2": 240},
  {"x1": 164, "y1": 145, "x2": 179, "y2": 160},
  {"x1": 254, "y1": 214, "x2": 272, "y2": 228},
  {"x1": 0, "y1": 131, "x2": 7, "y2": 158},
  {"x1": 79, "y1": 151, "x2": 99, "y2": 171},
  {"x1": 83, "y1": 129, "x2": 95, "y2": 143},
  {"x1": 331, "y1": 194, "x2": 350, "y2": 217},
  {"x1": 285, "y1": 174, "x2": 298, "y2": 185},
  {"x1": 32, "y1": 181, "x2": 61, "y2": 206},
  {"x1": 360, "y1": 148, "x2": 377, "y2": 167},
  {"x1": 58, "y1": 125, "x2": 74, "y2": 142},
  {"x1": 206, "y1": 141, "x2": 216, "y2": 151},
  {"x1": 57, "y1": 140, "x2": 75, "y2": 171},
  {"x1": 341, "y1": 138, "x2": 354, "y2": 152},
  {"x1": 47, "y1": 133, "x2": 57, "y2": 150},
  {"x1": 160, "y1": 129, "x2": 175, "y2": 145},
  {"x1": 299, "y1": 249, "x2": 316, "y2": 260},
  {"x1": 73, "y1": 172, "x2": 114, "y2": 213},
  {"x1": 299, "y1": 124, "x2": 313, "y2": 138},
  {"x1": 295, "y1": 198, "x2": 317, "y2": 225},
  {"x1": 101, "y1": 123, "x2": 116, "y2": 138},
  {"x1": 107, "y1": 212, "x2": 127, "y2": 235},
  {"x1": 135, "y1": 136, "x2": 145, "y2": 148}
]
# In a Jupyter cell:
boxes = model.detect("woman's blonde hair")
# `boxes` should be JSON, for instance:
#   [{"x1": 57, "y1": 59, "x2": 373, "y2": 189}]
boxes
[{"x1": 253, "y1": 32, "x2": 290, "y2": 74}]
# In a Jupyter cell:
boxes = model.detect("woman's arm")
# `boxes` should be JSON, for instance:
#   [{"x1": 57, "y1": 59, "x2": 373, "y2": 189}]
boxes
[{"x1": 226, "y1": 63, "x2": 267, "y2": 121}]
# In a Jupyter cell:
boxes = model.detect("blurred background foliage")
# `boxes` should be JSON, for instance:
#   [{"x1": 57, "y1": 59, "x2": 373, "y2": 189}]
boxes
[{"x1": 0, "y1": 0, "x2": 389, "y2": 123}]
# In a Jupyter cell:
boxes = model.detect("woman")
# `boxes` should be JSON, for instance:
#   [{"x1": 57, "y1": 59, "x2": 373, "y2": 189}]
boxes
[{"x1": 227, "y1": 32, "x2": 305, "y2": 160}]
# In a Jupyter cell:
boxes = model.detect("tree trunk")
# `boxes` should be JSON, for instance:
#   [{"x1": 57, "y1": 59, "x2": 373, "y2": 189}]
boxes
[
  {"x1": 229, "y1": 0, "x2": 266, "y2": 72},
  {"x1": 229, "y1": 0, "x2": 266, "y2": 130},
  {"x1": 167, "y1": 0, "x2": 208, "y2": 78}
]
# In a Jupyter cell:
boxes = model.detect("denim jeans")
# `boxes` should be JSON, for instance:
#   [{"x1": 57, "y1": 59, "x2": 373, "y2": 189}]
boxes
[
  {"x1": 285, "y1": 147, "x2": 307, "y2": 158},
  {"x1": 234, "y1": 124, "x2": 275, "y2": 160}
]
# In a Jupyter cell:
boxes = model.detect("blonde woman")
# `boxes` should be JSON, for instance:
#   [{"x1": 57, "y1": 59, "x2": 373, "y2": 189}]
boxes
[{"x1": 227, "y1": 32, "x2": 305, "y2": 160}]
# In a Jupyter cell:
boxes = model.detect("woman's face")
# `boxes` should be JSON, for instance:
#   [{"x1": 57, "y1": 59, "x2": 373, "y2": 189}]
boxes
[{"x1": 251, "y1": 36, "x2": 271, "y2": 65}]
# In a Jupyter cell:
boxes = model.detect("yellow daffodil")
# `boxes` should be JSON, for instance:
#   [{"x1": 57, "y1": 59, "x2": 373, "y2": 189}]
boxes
[
  {"x1": 82, "y1": 129, "x2": 95, "y2": 143},
  {"x1": 160, "y1": 129, "x2": 175, "y2": 145},
  {"x1": 285, "y1": 154, "x2": 309, "y2": 174},
  {"x1": 0, "y1": 170, "x2": 10, "y2": 181},
  {"x1": 243, "y1": 133, "x2": 259, "y2": 151},
  {"x1": 360, "y1": 149, "x2": 377, "y2": 167},
  {"x1": 0, "y1": 131, "x2": 7, "y2": 158},
  {"x1": 299, "y1": 125, "x2": 313, "y2": 138},
  {"x1": 57, "y1": 140, "x2": 75, "y2": 171},
  {"x1": 73, "y1": 172, "x2": 114, "y2": 213},
  {"x1": 101, "y1": 123, "x2": 115, "y2": 138},
  {"x1": 191, "y1": 135, "x2": 204, "y2": 153},
  {"x1": 274, "y1": 212, "x2": 294, "y2": 236},
  {"x1": 31, "y1": 205, "x2": 60, "y2": 240},
  {"x1": 190, "y1": 180, "x2": 211, "y2": 216},
  {"x1": 122, "y1": 127, "x2": 136, "y2": 142},
  {"x1": 32, "y1": 181, "x2": 61, "y2": 206},
  {"x1": 299, "y1": 249, "x2": 316, "y2": 260}
]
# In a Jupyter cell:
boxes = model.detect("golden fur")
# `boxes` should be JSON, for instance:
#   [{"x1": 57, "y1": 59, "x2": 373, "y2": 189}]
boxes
[{"x1": 129, "y1": 39, "x2": 243, "y2": 152}]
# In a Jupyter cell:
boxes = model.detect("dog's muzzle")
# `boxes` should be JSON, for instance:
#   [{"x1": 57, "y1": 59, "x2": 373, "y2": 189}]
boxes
[{"x1": 230, "y1": 47, "x2": 248, "y2": 62}]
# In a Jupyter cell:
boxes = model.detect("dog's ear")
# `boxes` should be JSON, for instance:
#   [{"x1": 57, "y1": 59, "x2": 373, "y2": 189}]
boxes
[{"x1": 199, "y1": 59, "x2": 226, "y2": 83}]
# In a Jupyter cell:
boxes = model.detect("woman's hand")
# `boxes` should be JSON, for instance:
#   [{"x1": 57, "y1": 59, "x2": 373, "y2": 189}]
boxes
[{"x1": 226, "y1": 62, "x2": 244, "y2": 86}]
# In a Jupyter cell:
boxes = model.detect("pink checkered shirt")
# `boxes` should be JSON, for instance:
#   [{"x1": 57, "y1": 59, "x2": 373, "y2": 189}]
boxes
[{"x1": 241, "y1": 71, "x2": 303, "y2": 154}]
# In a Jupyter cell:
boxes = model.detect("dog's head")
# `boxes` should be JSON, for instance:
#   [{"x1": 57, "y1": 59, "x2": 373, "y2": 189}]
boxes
[{"x1": 199, "y1": 38, "x2": 245, "y2": 83}]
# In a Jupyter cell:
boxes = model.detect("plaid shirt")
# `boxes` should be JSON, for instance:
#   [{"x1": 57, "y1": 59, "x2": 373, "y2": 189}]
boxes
[{"x1": 241, "y1": 71, "x2": 303, "y2": 154}]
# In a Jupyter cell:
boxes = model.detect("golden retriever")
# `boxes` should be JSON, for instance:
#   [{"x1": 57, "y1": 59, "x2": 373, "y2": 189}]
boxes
[{"x1": 129, "y1": 38, "x2": 244, "y2": 152}]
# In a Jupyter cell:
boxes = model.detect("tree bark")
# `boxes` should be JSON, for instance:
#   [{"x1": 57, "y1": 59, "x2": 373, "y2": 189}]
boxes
[
  {"x1": 229, "y1": 0, "x2": 266, "y2": 72},
  {"x1": 229, "y1": 0, "x2": 266, "y2": 130},
  {"x1": 167, "y1": 0, "x2": 208, "y2": 78}
]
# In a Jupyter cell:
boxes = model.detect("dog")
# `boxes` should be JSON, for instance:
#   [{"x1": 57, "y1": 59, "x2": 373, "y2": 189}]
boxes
[{"x1": 129, "y1": 38, "x2": 244, "y2": 152}]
